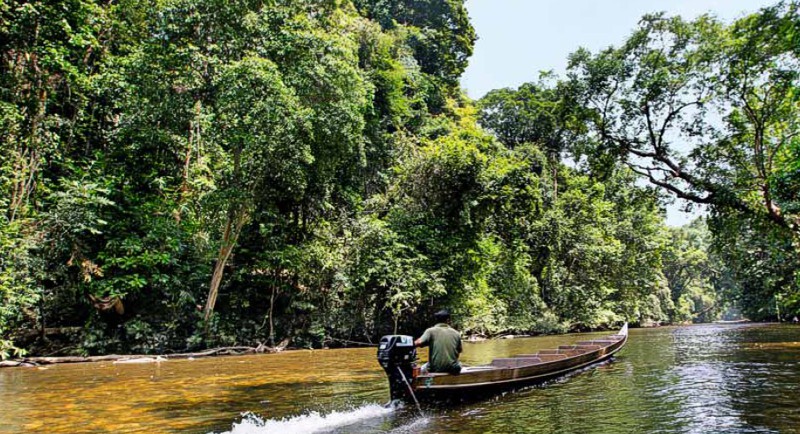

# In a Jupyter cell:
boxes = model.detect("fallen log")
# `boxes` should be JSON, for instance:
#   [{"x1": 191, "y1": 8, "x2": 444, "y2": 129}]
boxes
[
  {"x1": 113, "y1": 356, "x2": 168, "y2": 364},
  {"x1": 0, "y1": 360, "x2": 38, "y2": 368},
  {"x1": 1, "y1": 338, "x2": 292, "y2": 368},
  {"x1": 20, "y1": 355, "x2": 126, "y2": 365}
]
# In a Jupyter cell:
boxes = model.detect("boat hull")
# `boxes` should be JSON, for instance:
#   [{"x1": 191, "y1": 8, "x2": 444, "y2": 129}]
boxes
[{"x1": 411, "y1": 325, "x2": 628, "y2": 399}]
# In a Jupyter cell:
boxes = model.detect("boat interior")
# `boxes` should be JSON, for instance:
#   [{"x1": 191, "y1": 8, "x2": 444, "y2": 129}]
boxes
[{"x1": 429, "y1": 333, "x2": 627, "y2": 375}]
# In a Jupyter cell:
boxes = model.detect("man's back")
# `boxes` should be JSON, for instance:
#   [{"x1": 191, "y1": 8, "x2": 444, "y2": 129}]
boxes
[{"x1": 418, "y1": 323, "x2": 462, "y2": 373}]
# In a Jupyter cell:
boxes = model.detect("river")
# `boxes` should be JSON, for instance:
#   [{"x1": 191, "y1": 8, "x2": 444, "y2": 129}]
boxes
[{"x1": 1, "y1": 323, "x2": 799, "y2": 433}]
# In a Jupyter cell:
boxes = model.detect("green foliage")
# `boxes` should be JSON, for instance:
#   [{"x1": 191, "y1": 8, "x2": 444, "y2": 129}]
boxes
[
  {"x1": 0, "y1": 219, "x2": 39, "y2": 359},
  {"x1": 568, "y1": 2, "x2": 800, "y2": 322},
  {"x1": 709, "y1": 211, "x2": 797, "y2": 321},
  {"x1": 354, "y1": 0, "x2": 476, "y2": 86},
  {"x1": 477, "y1": 76, "x2": 587, "y2": 158},
  {"x1": 662, "y1": 220, "x2": 721, "y2": 323},
  {"x1": 2, "y1": 0, "x2": 796, "y2": 357}
]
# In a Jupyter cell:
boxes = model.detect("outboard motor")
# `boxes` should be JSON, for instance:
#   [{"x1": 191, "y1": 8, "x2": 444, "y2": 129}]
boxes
[{"x1": 377, "y1": 335, "x2": 417, "y2": 401}]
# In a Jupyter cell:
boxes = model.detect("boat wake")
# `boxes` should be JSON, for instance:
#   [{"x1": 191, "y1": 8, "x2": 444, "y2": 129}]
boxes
[
  {"x1": 221, "y1": 403, "x2": 401, "y2": 434},
  {"x1": 386, "y1": 415, "x2": 430, "y2": 433}
]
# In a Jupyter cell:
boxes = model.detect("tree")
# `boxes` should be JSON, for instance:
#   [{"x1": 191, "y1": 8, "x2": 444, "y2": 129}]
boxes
[
  {"x1": 203, "y1": 58, "x2": 310, "y2": 323},
  {"x1": 568, "y1": 4, "x2": 800, "y2": 323},
  {"x1": 0, "y1": 0, "x2": 117, "y2": 356},
  {"x1": 662, "y1": 219, "x2": 721, "y2": 323},
  {"x1": 478, "y1": 78, "x2": 584, "y2": 155},
  {"x1": 478, "y1": 77, "x2": 588, "y2": 199},
  {"x1": 354, "y1": 0, "x2": 476, "y2": 86},
  {"x1": 567, "y1": 4, "x2": 800, "y2": 242}
]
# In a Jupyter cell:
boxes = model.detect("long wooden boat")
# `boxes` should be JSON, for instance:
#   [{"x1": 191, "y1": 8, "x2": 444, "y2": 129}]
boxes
[{"x1": 377, "y1": 323, "x2": 628, "y2": 401}]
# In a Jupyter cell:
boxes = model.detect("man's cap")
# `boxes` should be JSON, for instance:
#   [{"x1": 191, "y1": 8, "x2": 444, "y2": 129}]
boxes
[{"x1": 434, "y1": 309, "x2": 451, "y2": 321}]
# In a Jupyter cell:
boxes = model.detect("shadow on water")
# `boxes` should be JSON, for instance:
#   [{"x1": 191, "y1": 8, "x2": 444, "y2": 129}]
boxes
[{"x1": 3, "y1": 324, "x2": 800, "y2": 433}]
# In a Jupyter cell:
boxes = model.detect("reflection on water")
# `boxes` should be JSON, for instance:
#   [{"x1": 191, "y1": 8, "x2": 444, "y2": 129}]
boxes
[{"x1": 2, "y1": 324, "x2": 800, "y2": 433}]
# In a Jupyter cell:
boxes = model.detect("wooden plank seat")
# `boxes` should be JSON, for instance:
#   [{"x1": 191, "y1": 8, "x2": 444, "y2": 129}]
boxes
[
  {"x1": 531, "y1": 354, "x2": 569, "y2": 361},
  {"x1": 511, "y1": 353, "x2": 569, "y2": 361},
  {"x1": 555, "y1": 349, "x2": 585, "y2": 356},
  {"x1": 490, "y1": 357, "x2": 542, "y2": 368}
]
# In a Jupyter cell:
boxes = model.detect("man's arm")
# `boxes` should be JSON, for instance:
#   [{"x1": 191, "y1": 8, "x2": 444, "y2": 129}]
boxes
[
  {"x1": 456, "y1": 335, "x2": 462, "y2": 354},
  {"x1": 415, "y1": 329, "x2": 431, "y2": 347}
]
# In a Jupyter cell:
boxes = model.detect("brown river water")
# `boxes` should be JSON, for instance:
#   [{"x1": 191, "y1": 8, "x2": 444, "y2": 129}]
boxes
[{"x1": 2, "y1": 323, "x2": 800, "y2": 433}]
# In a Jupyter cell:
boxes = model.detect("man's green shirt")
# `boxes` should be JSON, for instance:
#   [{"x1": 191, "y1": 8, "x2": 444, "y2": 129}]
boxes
[{"x1": 418, "y1": 323, "x2": 462, "y2": 373}]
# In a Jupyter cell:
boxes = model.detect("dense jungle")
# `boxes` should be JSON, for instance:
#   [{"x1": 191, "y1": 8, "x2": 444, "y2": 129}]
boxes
[{"x1": 1, "y1": 0, "x2": 799, "y2": 359}]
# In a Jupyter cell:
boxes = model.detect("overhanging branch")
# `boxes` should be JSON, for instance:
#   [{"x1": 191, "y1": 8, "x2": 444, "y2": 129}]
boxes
[{"x1": 627, "y1": 163, "x2": 716, "y2": 204}]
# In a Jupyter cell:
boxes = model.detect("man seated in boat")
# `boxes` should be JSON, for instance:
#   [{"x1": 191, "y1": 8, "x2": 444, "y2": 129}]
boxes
[{"x1": 415, "y1": 309, "x2": 462, "y2": 374}]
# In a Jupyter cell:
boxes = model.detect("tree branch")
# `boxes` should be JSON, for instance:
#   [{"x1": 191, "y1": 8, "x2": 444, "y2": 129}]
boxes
[{"x1": 627, "y1": 163, "x2": 716, "y2": 204}]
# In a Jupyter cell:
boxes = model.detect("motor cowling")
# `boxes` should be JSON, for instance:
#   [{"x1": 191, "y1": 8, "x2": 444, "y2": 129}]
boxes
[{"x1": 377, "y1": 335, "x2": 417, "y2": 401}]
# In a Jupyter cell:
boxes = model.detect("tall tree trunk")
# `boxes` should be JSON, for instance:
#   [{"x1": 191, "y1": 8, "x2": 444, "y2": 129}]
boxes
[
  {"x1": 552, "y1": 164, "x2": 558, "y2": 203},
  {"x1": 203, "y1": 207, "x2": 248, "y2": 324},
  {"x1": 181, "y1": 100, "x2": 202, "y2": 193},
  {"x1": 177, "y1": 99, "x2": 203, "y2": 223},
  {"x1": 9, "y1": 20, "x2": 45, "y2": 223},
  {"x1": 9, "y1": 90, "x2": 45, "y2": 223},
  {"x1": 268, "y1": 282, "x2": 277, "y2": 347},
  {"x1": 203, "y1": 141, "x2": 248, "y2": 325}
]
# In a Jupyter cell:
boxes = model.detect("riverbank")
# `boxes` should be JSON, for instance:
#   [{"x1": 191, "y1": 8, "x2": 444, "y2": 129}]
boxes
[
  {"x1": 2, "y1": 321, "x2": 651, "y2": 368},
  {"x1": 0, "y1": 323, "x2": 625, "y2": 368}
]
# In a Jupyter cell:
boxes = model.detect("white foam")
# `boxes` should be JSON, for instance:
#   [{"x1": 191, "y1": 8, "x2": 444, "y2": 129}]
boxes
[
  {"x1": 388, "y1": 416, "x2": 430, "y2": 433},
  {"x1": 222, "y1": 403, "x2": 395, "y2": 434}
]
